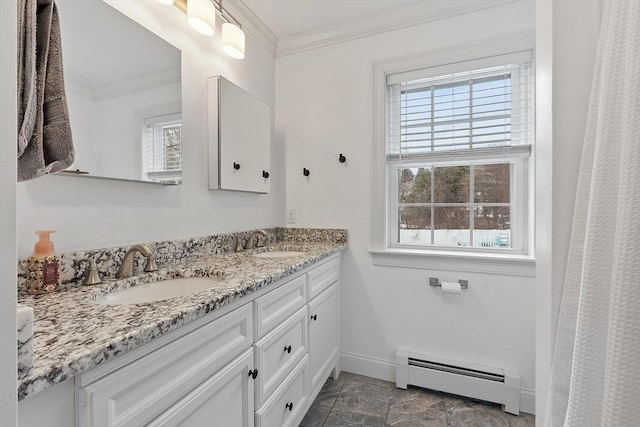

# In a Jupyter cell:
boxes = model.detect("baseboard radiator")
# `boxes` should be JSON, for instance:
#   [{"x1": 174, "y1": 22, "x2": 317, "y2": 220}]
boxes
[{"x1": 396, "y1": 350, "x2": 520, "y2": 415}]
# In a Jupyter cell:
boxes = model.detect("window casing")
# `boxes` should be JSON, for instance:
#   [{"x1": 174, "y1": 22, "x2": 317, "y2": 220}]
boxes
[{"x1": 386, "y1": 53, "x2": 533, "y2": 253}]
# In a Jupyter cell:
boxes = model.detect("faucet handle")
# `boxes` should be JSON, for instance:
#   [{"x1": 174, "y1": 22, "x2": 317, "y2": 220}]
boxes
[{"x1": 79, "y1": 258, "x2": 101, "y2": 285}]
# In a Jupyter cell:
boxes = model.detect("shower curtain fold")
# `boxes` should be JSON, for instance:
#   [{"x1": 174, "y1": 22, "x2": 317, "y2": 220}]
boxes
[{"x1": 545, "y1": 0, "x2": 640, "y2": 426}]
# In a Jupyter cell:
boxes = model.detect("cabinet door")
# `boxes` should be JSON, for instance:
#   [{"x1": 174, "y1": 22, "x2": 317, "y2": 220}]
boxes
[
  {"x1": 307, "y1": 282, "x2": 340, "y2": 393},
  {"x1": 77, "y1": 303, "x2": 253, "y2": 427},
  {"x1": 208, "y1": 76, "x2": 271, "y2": 194},
  {"x1": 147, "y1": 348, "x2": 255, "y2": 427}
]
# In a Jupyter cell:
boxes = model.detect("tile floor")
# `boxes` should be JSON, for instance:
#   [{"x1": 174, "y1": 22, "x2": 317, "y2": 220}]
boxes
[{"x1": 299, "y1": 372, "x2": 535, "y2": 427}]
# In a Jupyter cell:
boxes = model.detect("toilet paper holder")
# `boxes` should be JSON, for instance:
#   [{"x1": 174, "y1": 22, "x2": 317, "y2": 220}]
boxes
[{"x1": 429, "y1": 277, "x2": 469, "y2": 289}]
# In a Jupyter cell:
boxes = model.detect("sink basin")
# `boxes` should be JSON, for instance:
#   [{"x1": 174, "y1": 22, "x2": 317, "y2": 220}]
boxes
[
  {"x1": 94, "y1": 277, "x2": 222, "y2": 305},
  {"x1": 252, "y1": 251, "x2": 306, "y2": 258}
]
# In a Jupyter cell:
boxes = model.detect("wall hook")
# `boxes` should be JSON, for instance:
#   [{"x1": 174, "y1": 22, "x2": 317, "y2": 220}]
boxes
[
  {"x1": 303, "y1": 168, "x2": 310, "y2": 177},
  {"x1": 262, "y1": 170, "x2": 270, "y2": 179},
  {"x1": 339, "y1": 154, "x2": 346, "y2": 163},
  {"x1": 233, "y1": 162, "x2": 240, "y2": 170}
]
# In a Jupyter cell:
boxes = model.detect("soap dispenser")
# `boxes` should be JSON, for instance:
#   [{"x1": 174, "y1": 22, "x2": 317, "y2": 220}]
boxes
[{"x1": 26, "y1": 230, "x2": 61, "y2": 295}]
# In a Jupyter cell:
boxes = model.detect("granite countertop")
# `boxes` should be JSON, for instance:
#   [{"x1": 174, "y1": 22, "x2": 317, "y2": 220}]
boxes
[{"x1": 17, "y1": 240, "x2": 347, "y2": 400}]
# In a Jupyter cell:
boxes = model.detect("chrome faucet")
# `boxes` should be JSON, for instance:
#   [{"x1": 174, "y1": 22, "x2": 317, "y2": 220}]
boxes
[
  {"x1": 116, "y1": 244, "x2": 159, "y2": 278},
  {"x1": 245, "y1": 230, "x2": 267, "y2": 250}
]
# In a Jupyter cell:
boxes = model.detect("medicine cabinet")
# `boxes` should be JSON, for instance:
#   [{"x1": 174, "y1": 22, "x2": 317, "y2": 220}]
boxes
[{"x1": 208, "y1": 76, "x2": 271, "y2": 193}]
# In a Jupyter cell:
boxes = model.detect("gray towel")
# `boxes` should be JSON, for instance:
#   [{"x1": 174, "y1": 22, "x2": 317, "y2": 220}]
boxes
[{"x1": 17, "y1": 0, "x2": 74, "y2": 182}]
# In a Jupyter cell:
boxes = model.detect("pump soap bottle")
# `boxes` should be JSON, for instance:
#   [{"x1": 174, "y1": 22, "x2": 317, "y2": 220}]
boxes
[{"x1": 26, "y1": 230, "x2": 61, "y2": 295}]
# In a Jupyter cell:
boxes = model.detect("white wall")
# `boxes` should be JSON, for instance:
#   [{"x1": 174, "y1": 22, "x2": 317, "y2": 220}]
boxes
[
  {"x1": 276, "y1": 1, "x2": 536, "y2": 411},
  {"x1": 0, "y1": 0, "x2": 17, "y2": 424},
  {"x1": 16, "y1": 0, "x2": 282, "y2": 256},
  {"x1": 535, "y1": 0, "x2": 601, "y2": 421}
]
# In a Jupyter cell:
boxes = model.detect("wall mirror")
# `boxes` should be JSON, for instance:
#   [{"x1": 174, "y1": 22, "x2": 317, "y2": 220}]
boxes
[{"x1": 57, "y1": 0, "x2": 182, "y2": 185}]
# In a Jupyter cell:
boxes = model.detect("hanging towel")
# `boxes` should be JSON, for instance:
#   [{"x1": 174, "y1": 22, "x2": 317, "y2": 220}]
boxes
[{"x1": 17, "y1": 0, "x2": 74, "y2": 182}]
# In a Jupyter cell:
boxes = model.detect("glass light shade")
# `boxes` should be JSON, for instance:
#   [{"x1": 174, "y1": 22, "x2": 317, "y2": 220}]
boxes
[
  {"x1": 222, "y1": 22, "x2": 245, "y2": 59},
  {"x1": 187, "y1": 0, "x2": 215, "y2": 36},
  {"x1": 156, "y1": 0, "x2": 174, "y2": 5}
]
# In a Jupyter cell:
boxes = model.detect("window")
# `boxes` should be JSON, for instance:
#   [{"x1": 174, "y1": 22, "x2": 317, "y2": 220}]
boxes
[
  {"x1": 386, "y1": 52, "x2": 533, "y2": 253},
  {"x1": 143, "y1": 113, "x2": 182, "y2": 184}
]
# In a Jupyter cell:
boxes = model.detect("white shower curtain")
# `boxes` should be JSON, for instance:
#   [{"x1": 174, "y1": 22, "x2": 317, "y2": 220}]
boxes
[{"x1": 545, "y1": 0, "x2": 640, "y2": 426}]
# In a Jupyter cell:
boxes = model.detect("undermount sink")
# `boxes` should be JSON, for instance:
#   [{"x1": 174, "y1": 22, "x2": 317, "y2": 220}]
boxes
[
  {"x1": 252, "y1": 250, "x2": 306, "y2": 258},
  {"x1": 94, "y1": 277, "x2": 223, "y2": 305}
]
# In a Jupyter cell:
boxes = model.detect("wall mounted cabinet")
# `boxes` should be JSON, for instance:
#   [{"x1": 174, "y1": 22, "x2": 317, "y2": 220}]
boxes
[{"x1": 208, "y1": 76, "x2": 271, "y2": 194}]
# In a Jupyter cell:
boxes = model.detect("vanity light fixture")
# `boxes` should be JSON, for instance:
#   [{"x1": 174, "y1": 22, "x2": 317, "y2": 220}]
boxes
[
  {"x1": 171, "y1": 0, "x2": 246, "y2": 59},
  {"x1": 187, "y1": 0, "x2": 216, "y2": 36},
  {"x1": 222, "y1": 22, "x2": 245, "y2": 59}
]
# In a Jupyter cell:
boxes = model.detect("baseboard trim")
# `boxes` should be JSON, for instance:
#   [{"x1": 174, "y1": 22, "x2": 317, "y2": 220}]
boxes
[
  {"x1": 519, "y1": 388, "x2": 535, "y2": 415},
  {"x1": 341, "y1": 352, "x2": 396, "y2": 382},
  {"x1": 341, "y1": 352, "x2": 535, "y2": 415}
]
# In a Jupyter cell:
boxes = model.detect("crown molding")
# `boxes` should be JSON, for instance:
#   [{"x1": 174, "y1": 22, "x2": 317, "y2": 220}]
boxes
[
  {"x1": 276, "y1": 0, "x2": 519, "y2": 57},
  {"x1": 221, "y1": 0, "x2": 278, "y2": 55}
]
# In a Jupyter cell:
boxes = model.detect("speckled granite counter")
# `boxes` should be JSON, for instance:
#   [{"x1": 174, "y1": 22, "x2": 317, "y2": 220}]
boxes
[{"x1": 17, "y1": 229, "x2": 347, "y2": 400}]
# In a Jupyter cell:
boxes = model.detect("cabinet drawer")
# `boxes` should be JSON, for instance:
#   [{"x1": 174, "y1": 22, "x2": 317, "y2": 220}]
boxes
[
  {"x1": 254, "y1": 306, "x2": 307, "y2": 407},
  {"x1": 254, "y1": 274, "x2": 306, "y2": 339},
  {"x1": 307, "y1": 256, "x2": 340, "y2": 300},
  {"x1": 78, "y1": 303, "x2": 253, "y2": 427},
  {"x1": 147, "y1": 348, "x2": 254, "y2": 427},
  {"x1": 255, "y1": 356, "x2": 309, "y2": 427}
]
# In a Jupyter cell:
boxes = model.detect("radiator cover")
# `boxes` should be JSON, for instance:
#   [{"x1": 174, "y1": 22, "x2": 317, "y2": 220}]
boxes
[{"x1": 396, "y1": 350, "x2": 520, "y2": 415}]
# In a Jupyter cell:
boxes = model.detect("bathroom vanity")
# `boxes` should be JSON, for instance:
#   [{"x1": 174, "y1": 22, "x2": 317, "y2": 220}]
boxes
[{"x1": 17, "y1": 229, "x2": 346, "y2": 427}]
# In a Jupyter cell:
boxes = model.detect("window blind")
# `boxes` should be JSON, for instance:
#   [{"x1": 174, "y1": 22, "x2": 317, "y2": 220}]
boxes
[
  {"x1": 387, "y1": 52, "x2": 533, "y2": 163},
  {"x1": 143, "y1": 113, "x2": 182, "y2": 183}
]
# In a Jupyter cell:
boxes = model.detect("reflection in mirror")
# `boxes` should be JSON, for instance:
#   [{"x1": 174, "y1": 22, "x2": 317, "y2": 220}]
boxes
[{"x1": 57, "y1": 0, "x2": 182, "y2": 184}]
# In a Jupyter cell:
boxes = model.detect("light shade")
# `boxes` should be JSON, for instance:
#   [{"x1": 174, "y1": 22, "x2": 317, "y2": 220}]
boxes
[
  {"x1": 222, "y1": 22, "x2": 245, "y2": 59},
  {"x1": 156, "y1": 0, "x2": 174, "y2": 5},
  {"x1": 187, "y1": 0, "x2": 215, "y2": 36}
]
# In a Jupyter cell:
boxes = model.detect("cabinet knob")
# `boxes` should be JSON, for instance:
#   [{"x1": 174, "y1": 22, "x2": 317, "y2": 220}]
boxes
[
  {"x1": 248, "y1": 369, "x2": 258, "y2": 379},
  {"x1": 262, "y1": 170, "x2": 270, "y2": 179},
  {"x1": 284, "y1": 345, "x2": 292, "y2": 354},
  {"x1": 233, "y1": 162, "x2": 241, "y2": 170},
  {"x1": 303, "y1": 168, "x2": 310, "y2": 177},
  {"x1": 285, "y1": 402, "x2": 293, "y2": 411},
  {"x1": 311, "y1": 314, "x2": 317, "y2": 321}
]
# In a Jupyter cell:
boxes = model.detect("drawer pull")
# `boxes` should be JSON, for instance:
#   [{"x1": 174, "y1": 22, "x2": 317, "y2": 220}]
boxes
[
  {"x1": 310, "y1": 314, "x2": 318, "y2": 321},
  {"x1": 285, "y1": 402, "x2": 293, "y2": 411},
  {"x1": 248, "y1": 369, "x2": 258, "y2": 379},
  {"x1": 284, "y1": 345, "x2": 292, "y2": 354}
]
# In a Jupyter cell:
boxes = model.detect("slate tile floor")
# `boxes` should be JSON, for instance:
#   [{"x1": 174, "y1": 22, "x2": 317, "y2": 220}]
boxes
[{"x1": 300, "y1": 372, "x2": 535, "y2": 427}]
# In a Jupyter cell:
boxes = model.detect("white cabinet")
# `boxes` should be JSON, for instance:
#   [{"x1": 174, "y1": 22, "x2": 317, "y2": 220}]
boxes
[
  {"x1": 75, "y1": 255, "x2": 342, "y2": 427},
  {"x1": 255, "y1": 356, "x2": 309, "y2": 427},
  {"x1": 254, "y1": 306, "x2": 308, "y2": 407},
  {"x1": 208, "y1": 76, "x2": 271, "y2": 194},
  {"x1": 308, "y1": 282, "x2": 340, "y2": 394},
  {"x1": 147, "y1": 349, "x2": 255, "y2": 427},
  {"x1": 76, "y1": 303, "x2": 253, "y2": 427},
  {"x1": 254, "y1": 274, "x2": 306, "y2": 339}
]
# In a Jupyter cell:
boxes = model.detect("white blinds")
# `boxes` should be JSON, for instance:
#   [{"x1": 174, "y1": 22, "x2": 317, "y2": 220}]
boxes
[
  {"x1": 143, "y1": 113, "x2": 182, "y2": 183},
  {"x1": 387, "y1": 52, "x2": 533, "y2": 163}
]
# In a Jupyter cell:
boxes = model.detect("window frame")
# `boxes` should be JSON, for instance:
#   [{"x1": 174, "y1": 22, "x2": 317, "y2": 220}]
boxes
[
  {"x1": 371, "y1": 36, "x2": 536, "y2": 269},
  {"x1": 387, "y1": 156, "x2": 528, "y2": 254}
]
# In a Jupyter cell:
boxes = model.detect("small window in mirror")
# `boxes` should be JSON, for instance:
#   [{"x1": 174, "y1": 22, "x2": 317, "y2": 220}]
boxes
[{"x1": 143, "y1": 113, "x2": 182, "y2": 184}]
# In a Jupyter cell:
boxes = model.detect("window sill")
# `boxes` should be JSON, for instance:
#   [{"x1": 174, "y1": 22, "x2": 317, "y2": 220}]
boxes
[{"x1": 369, "y1": 248, "x2": 536, "y2": 277}]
